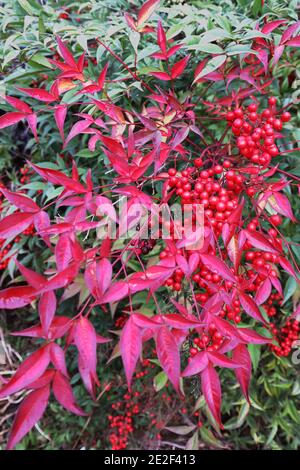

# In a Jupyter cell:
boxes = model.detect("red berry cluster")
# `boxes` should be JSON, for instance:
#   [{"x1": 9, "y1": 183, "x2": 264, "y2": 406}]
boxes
[
  {"x1": 189, "y1": 322, "x2": 225, "y2": 357},
  {"x1": 167, "y1": 162, "x2": 242, "y2": 236},
  {"x1": 262, "y1": 292, "x2": 282, "y2": 318},
  {"x1": 270, "y1": 319, "x2": 299, "y2": 357},
  {"x1": 226, "y1": 98, "x2": 291, "y2": 167},
  {"x1": 108, "y1": 391, "x2": 141, "y2": 450}
]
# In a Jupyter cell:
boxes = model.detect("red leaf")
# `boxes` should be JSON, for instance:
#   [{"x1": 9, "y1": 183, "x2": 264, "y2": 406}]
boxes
[
  {"x1": 244, "y1": 229, "x2": 279, "y2": 254},
  {"x1": 96, "y1": 258, "x2": 112, "y2": 297},
  {"x1": 63, "y1": 119, "x2": 91, "y2": 148},
  {"x1": 137, "y1": 0, "x2": 160, "y2": 27},
  {"x1": 73, "y1": 317, "x2": 97, "y2": 397},
  {"x1": 17, "y1": 87, "x2": 56, "y2": 102},
  {"x1": 28, "y1": 162, "x2": 87, "y2": 194},
  {"x1": 271, "y1": 192, "x2": 295, "y2": 221},
  {"x1": 237, "y1": 327, "x2": 272, "y2": 344},
  {"x1": 0, "y1": 212, "x2": 34, "y2": 239},
  {"x1": 5, "y1": 96, "x2": 32, "y2": 114},
  {"x1": 157, "y1": 21, "x2": 167, "y2": 54},
  {"x1": 124, "y1": 13, "x2": 137, "y2": 31},
  {"x1": 200, "y1": 362, "x2": 222, "y2": 428},
  {"x1": 56, "y1": 36, "x2": 77, "y2": 68},
  {"x1": 0, "y1": 112, "x2": 26, "y2": 129},
  {"x1": 239, "y1": 292, "x2": 267, "y2": 324},
  {"x1": 207, "y1": 351, "x2": 241, "y2": 369},
  {"x1": 50, "y1": 343, "x2": 68, "y2": 377},
  {"x1": 254, "y1": 277, "x2": 272, "y2": 305},
  {"x1": 0, "y1": 345, "x2": 51, "y2": 398},
  {"x1": 156, "y1": 327, "x2": 181, "y2": 393},
  {"x1": 200, "y1": 254, "x2": 236, "y2": 283},
  {"x1": 149, "y1": 71, "x2": 171, "y2": 81},
  {"x1": 232, "y1": 344, "x2": 251, "y2": 402},
  {"x1": 54, "y1": 104, "x2": 68, "y2": 141},
  {"x1": 101, "y1": 281, "x2": 129, "y2": 304},
  {"x1": 52, "y1": 371, "x2": 87, "y2": 416},
  {"x1": 0, "y1": 285, "x2": 36, "y2": 309},
  {"x1": 39, "y1": 291, "x2": 57, "y2": 335},
  {"x1": 280, "y1": 21, "x2": 300, "y2": 44},
  {"x1": 162, "y1": 313, "x2": 203, "y2": 329},
  {"x1": 278, "y1": 256, "x2": 298, "y2": 280},
  {"x1": 171, "y1": 55, "x2": 190, "y2": 79},
  {"x1": 285, "y1": 35, "x2": 300, "y2": 47},
  {"x1": 182, "y1": 351, "x2": 209, "y2": 377},
  {"x1": 261, "y1": 19, "x2": 287, "y2": 34},
  {"x1": 0, "y1": 188, "x2": 39, "y2": 213},
  {"x1": 26, "y1": 113, "x2": 38, "y2": 141},
  {"x1": 97, "y1": 62, "x2": 109, "y2": 89},
  {"x1": 55, "y1": 234, "x2": 72, "y2": 271},
  {"x1": 7, "y1": 384, "x2": 50, "y2": 450},
  {"x1": 120, "y1": 316, "x2": 142, "y2": 388}
]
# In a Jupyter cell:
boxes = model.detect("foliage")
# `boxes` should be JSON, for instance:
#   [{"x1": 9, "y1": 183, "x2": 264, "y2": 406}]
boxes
[{"x1": 0, "y1": 0, "x2": 300, "y2": 451}]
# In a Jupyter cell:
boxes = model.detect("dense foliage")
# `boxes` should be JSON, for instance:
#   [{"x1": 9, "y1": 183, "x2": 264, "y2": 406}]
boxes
[{"x1": 0, "y1": 0, "x2": 300, "y2": 450}]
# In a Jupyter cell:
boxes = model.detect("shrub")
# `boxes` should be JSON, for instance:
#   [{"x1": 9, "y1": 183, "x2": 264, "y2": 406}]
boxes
[{"x1": 0, "y1": 0, "x2": 300, "y2": 450}]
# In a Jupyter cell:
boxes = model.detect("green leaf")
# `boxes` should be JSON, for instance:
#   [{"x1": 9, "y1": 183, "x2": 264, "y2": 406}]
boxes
[
  {"x1": 30, "y1": 53, "x2": 52, "y2": 68},
  {"x1": 283, "y1": 277, "x2": 297, "y2": 304},
  {"x1": 185, "y1": 431, "x2": 199, "y2": 450},
  {"x1": 129, "y1": 31, "x2": 140, "y2": 54},
  {"x1": 153, "y1": 371, "x2": 168, "y2": 392},
  {"x1": 248, "y1": 344, "x2": 261, "y2": 372}
]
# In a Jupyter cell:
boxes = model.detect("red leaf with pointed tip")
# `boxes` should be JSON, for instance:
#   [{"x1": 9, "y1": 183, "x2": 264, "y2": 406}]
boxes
[
  {"x1": 96, "y1": 258, "x2": 112, "y2": 297},
  {"x1": 28, "y1": 162, "x2": 87, "y2": 194},
  {"x1": 97, "y1": 62, "x2": 109, "y2": 88},
  {"x1": 0, "y1": 212, "x2": 35, "y2": 239},
  {"x1": 280, "y1": 21, "x2": 300, "y2": 44},
  {"x1": 132, "y1": 313, "x2": 162, "y2": 328},
  {"x1": 157, "y1": 21, "x2": 167, "y2": 54},
  {"x1": 5, "y1": 96, "x2": 32, "y2": 114},
  {"x1": 156, "y1": 326, "x2": 181, "y2": 393},
  {"x1": 162, "y1": 314, "x2": 203, "y2": 329},
  {"x1": 171, "y1": 55, "x2": 190, "y2": 79},
  {"x1": 149, "y1": 71, "x2": 171, "y2": 81},
  {"x1": 271, "y1": 192, "x2": 295, "y2": 221},
  {"x1": 182, "y1": 351, "x2": 209, "y2": 377},
  {"x1": 50, "y1": 343, "x2": 68, "y2": 377},
  {"x1": 200, "y1": 254, "x2": 236, "y2": 283},
  {"x1": 285, "y1": 35, "x2": 300, "y2": 46},
  {"x1": 64, "y1": 119, "x2": 91, "y2": 148},
  {"x1": 207, "y1": 351, "x2": 241, "y2": 369},
  {"x1": 0, "y1": 188, "x2": 39, "y2": 213},
  {"x1": 56, "y1": 36, "x2": 77, "y2": 68},
  {"x1": 201, "y1": 362, "x2": 222, "y2": 427},
  {"x1": 244, "y1": 229, "x2": 278, "y2": 254},
  {"x1": 237, "y1": 328, "x2": 272, "y2": 344},
  {"x1": 124, "y1": 13, "x2": 137, "y2": 31},
  {"x1": 261, "y1": 19, "x2": 287, "y2": 34},
  {"x1": 272, "y1": 45, "x2": 285, "y2": 65},
  {"x1": 0, "y1": 285, "x2": 36, "y2": 309},
  {"x1": 278, "y1": 256, "x2": 298, "y2": 280},
  {"x1": 39, "y1": 291, "x2": 56, "y2": 335},
  {"x1": 255, "y1": 277, "x2": 272, "y2": 305},
  {"x1": 232, "y1": 344, "x2": 251, "y2": 402},
  {"x1": 55, "y1": 234, "x2": 72, "y2": 271},
  {"x1": 120, "y1": 316, "x2": 142, "y2": 388},
  {"x1": 0, "y1": 112, "x2": 27, "y2": 129},
  {"x1": 38, "y1": 263, "x2": 79, "y2": 294},
  {"x1": 17, "y1": 87, "x2": 56, "y2": 102},
  {"x1": 52, "y1": 371, "x2": 88, "y2": 416},
  {"x1": 0, "y1": 345, "x2": 51, "y2": 399},
  {"x1": 55, "y1": 104, "x2": 68, "y2": 141},
  {"x1": 73, "y1": 317, "x2": 97, "y2": 397},
  {"x1": 137, "y1": 0, "x2": 160, "y2": 27},
  {"x1": 239, "y1": 292, "x2": 267, "y2": 324},
  {"x1": 101, "y1": 281, "x2": 129, "y2": 304},
  {"x1": 26, "y1": 113, "x2": 38, "y2": 141},
  {"x1": 7, "y1": 384, "x2": 50, "y2": 450}
]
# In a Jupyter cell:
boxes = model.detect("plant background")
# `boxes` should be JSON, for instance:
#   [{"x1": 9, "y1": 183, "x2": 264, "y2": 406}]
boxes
[{"x1": 0, "y1": 0, "x2": 300, "y2": 450}]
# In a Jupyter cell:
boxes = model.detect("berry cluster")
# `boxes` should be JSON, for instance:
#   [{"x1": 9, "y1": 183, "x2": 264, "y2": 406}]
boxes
[
  {"x1": 226, "y1": 98, "x2": 291, "y2": 167},
  {"x1": 189, "y1": 322, "x2": 225, "y2": 357},
  {"x1": 270, "y1": 319, "x2": 299, "y2": 357}
]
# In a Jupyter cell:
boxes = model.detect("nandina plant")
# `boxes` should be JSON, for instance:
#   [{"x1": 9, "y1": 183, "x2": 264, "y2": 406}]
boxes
[{"x1": 0, "y1": 0, "x2": 300, "y2": 450}]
